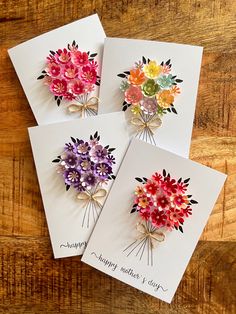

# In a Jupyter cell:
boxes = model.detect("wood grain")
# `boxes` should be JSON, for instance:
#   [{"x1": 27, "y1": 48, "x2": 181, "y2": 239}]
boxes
[{"x1": 0, "y1": 0, "x2": 235, "y2": 313}]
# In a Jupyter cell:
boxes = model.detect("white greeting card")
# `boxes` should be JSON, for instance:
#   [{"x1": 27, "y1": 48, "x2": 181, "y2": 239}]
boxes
[
  {"x1": 8, "y1": 14, "x2": 106, "y2": 125},
  {"x1": 98, "y1": 38, "x2": 203, "y2": 158},
  {"x1": 82, "y1": 139, "x2": 226, "y2": 303},
  {"x1": 28, "y1": 112, "x2": 129, "y2": 258}
]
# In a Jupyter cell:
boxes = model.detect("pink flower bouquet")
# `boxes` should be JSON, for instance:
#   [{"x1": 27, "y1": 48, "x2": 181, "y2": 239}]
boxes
[{"x1": 38, "y1": 40, "x2": 100, "y2": 117}]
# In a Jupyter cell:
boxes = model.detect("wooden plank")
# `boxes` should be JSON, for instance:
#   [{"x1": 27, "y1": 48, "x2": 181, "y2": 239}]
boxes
[
  {"x1": 0, "y1": 238, "x2": 235, "y2": 313},
  {"x1": 0, "y1": 0, "x2": 235, "y2": 312}
]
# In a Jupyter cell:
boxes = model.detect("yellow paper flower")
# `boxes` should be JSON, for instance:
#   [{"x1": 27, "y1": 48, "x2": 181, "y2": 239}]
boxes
[
  {"x1": 143, "y1": 61, "x2": 162, "y2": 79},
  {"x1": 156, "y1": 90, "x2": 174, "y2": 108},
  {"x1": 131, "y1": 105, "x2": 141, "y2": 115}
]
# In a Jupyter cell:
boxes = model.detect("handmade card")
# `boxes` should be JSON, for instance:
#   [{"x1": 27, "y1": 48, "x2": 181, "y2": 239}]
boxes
[
  {"x1": 82, "y1": 139, "x2": 226, "y2": 303},
  {"x1": 8, "y1": 14, "x2": 105, "y2": 125},
  {"x1": 28, "y1": 112, "x2": 129, "y2": 258},
  {"x1": 98, "y1": 38, "x2": 203, "y2": 157}
]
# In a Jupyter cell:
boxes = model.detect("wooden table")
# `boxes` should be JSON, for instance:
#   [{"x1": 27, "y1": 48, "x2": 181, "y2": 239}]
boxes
[{"x1": 0, "y1": 1, "x2": 235, "y2": 313}]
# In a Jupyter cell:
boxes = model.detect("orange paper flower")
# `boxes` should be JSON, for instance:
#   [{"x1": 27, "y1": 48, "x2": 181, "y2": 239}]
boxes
[
  {"x1": 128, "y1": 68, "x2": 146, "y2": 86},
  {"x1": 156, "y1": 90, "x2": 174, "y2": 108}
]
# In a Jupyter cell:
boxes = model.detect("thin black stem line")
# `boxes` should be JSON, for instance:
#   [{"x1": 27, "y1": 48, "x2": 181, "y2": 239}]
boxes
[
  {"x1": 136, "y1": 237, "x2": 146, "y2": 257},
  {"x1": 139, "y1": 237, "x2": 147, "y2": 261},
  {"x1": 126, "y1": 238, "x2": 146, "y2": 257}
]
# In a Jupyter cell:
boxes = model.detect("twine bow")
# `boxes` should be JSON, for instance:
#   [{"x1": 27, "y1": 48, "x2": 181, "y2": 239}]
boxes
[
  {"x1": 131, "y1": 115, "x2": 162, "y2": 135},
  {"x1": 67, "y1": 96, "x2": 99, "y2": 116},
  {"x1": 77, "y1": 188, "x2": 107, "y2": 206},
  {"x1": 136, "y1": 222, "x2": 165, "y2": 249}
]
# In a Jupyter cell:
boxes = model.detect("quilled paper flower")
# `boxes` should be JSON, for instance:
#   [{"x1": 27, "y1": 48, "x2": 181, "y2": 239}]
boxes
[
  {"x1": 118, "y1": 57, "x2": 183, "y2": 145},
  {"x1": 123, "y1": 169, "x2": 198, "y2": 265},
  {"x1": 52, "y1": 132, "x2": 116, "y2": 228},
  {"x1": 38, "y1": 40, "x2": 100, "y2": 117}
]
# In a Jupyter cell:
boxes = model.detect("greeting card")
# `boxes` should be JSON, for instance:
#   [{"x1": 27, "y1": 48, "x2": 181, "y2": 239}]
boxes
[
  {"x1": 8, "y1": 14, "x2": 105, "y2": 125},
  {"x1": 82, "y1": 139, "x2": 226, "y2": 303},
  {"x1": 98, "y1": 38, "x2": 203, "y2": 157},
  {"x1": 28, "y1": 112, "x2": 129, "y2": 258}
]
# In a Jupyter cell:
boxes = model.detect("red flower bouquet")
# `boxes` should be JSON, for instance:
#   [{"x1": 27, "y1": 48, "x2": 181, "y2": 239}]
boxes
[{"x1": 124, "y1": 170, "x2": 198, "y2": 265}]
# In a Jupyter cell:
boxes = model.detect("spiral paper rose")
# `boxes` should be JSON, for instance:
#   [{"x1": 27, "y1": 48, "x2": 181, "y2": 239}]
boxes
[
  {"x1": 38, "y1": 41, "x2": 100, "y2": 116},
  {"x1": 118, "y1": 57, "x2": 183, "y2": 145}
]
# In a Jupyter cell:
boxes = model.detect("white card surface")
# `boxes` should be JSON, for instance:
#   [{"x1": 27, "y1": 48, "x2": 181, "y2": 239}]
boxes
[
  {"x1": 28, "y1": 112, "x2": 129, "y2": 258},
  {"x1": 82, "y1": 139, "x2": 226, "y2": 303},
  {"x1": 9, "y1": 14, "x2": 105, "y2": 125},
  {"x1": 98, "y1": 38, "x2": 203, "y2": 158}
]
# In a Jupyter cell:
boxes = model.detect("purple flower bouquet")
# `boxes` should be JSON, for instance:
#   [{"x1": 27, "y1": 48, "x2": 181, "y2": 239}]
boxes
[{"x1": 53, "y1": 132, "x2": 116, "y2": 227}]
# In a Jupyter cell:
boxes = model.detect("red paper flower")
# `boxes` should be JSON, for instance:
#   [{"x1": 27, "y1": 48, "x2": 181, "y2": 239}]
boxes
[
  {"x1": 71, "y1": 51, "x2": 88, "y2": 66},
  {"x1": 50, "y1": 79, "x2": 67, "y2": 96},
  {"x1": 151, "y1": 209, "x2": 167, "y2": 228},
  {"x1": 145, "y1": 180, "x2": 158, "y2": 195},
  {"x1": 157, "y1": 196, "x2": 169, "y2": 209},
  {"x1": 81, "y1": 66, "x2": 97, "y2": 84}
]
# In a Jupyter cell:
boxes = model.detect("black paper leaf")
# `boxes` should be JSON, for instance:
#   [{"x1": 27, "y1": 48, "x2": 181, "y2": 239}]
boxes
[
  {"x1": 184, "y1": 178, "x2": 190, "y2": 183},
  {"x1": 52, "y1": 158, "x2": 60, "y2": 163},
  {"x1": 117, "y1": 73, "x2": 126, "y2": 78},
  {"x1": 171, "y1": 107, "x2": 178, "y2": 114}
]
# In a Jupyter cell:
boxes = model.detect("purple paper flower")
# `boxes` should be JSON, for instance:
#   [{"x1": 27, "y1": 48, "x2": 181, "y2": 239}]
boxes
[
  {"x1": 64, "y1": 168, "x2": 81, "y2": 185},
  {"x1": 90, "y1": 145, "x2": 108, "y2": 162},
  {"x1": 74, "y1": 181, "x2": 86, "y2": 192},
  {"x1": 62, "y1": 153, "x2": 79, "y2": 168},
  {"x1": 64, "y1": 142, "x2": 74, "y2": 152},
  {"x1": 81, "y1": 172, "x2": 97, "y2": 188},
  {"x1": 140, "y1": 97, "x2": 157, "y2": 115},
  {"x1": 53, "y1": 132, "x2": 117, "y2": 194},
  {"x1": 74, "y1": 141, "x2": 90, "y2": 156},
  {"x1": 79, "y1": 158, "x2": 94, "y2": 172},
  {"x1": 95, "y1": 162, "x2": 112, "y2": 178},
  {"x1": 107, "y1": 155, "x2": 116, "y2": 165}
]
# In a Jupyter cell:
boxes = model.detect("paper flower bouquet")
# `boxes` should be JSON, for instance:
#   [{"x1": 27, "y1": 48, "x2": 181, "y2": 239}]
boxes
[
  {"x1": 53, "y1": 132, "x2": 116, "y2": 227},
  {"x1": 124, "y1": 170, "x2": 198, "y2": 265},
  {"x1": 118, "y1": 58, "x2": 183, "y2": 144},
  {"x1": 38, "y1": 40, "x2": 100, "y2": 117}
]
